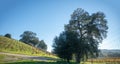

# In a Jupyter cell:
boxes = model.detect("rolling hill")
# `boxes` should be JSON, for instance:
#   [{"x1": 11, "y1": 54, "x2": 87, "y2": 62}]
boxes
[
  {"x1": 99, "y1": 49, "x2": 120, "y2": 58},
  {"x1": 0, "y1": 36, "x2": 56, "y2": 58}
]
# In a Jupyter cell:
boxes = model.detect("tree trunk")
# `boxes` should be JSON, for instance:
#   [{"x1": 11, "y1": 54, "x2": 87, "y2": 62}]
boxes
[
  {"x1": 75, "y1": 53, "x2": 81, "y2": 64},
  {"x1": 67, "y1": 59, "x2": 70, "y2": 64}
]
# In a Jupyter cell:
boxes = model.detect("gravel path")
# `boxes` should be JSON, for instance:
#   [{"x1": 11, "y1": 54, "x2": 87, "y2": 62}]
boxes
[{"x1": 0, "y1": 52, "x2": 51, "y2": 61}]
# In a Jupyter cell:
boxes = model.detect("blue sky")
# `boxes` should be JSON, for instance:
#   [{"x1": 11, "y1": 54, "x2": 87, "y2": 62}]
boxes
[{"x1": 0, "y1": 0, "x2": 120, "y2": 52}]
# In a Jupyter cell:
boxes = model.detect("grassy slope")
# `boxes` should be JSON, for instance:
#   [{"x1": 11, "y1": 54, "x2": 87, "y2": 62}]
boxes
[{"x1": 0, "y1": 36, "x2": 56, "y2": 58}]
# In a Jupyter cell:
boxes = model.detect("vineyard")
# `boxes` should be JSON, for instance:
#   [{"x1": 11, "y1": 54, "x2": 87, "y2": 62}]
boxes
[
  {"x1": 86, "y1": 58, "x2": 120, "y2": 64},
  {"x1": 1, "y1": 36, "x2": 120, "y2": 64},
  {"x1": 0, "y1": 36, "x2": 57, "y2": 58}
]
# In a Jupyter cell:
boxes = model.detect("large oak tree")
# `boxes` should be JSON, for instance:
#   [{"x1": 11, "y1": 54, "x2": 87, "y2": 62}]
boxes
[
  {"x1": 53, "y1": 8, "x2": 108, "y2": 64},
  {"x1": 65, "y1": 8, "x2": 108, "y2": 64}
]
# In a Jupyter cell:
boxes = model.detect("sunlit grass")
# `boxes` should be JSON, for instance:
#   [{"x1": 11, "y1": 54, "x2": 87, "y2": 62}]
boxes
[
  {"x1": 3, "y1": 60, "x2": 77, "y2": 64},
  {"x1": 1, "y1": 36, "x2": 120, "y2": 64},
  {"x1": 0, "y1": 54, "x2": 6, "y2": 62},
  {"x1": 0, "y1": 54, "x2": 25, "y2": 63},
  {"x1": 0, "y1": 36, "x2": 57, "y2": 58},
  {"x1": 0, "y1": 55, "x2": 120, "y2": 64},
  {"x1": 2, "y1": 60, "x2": 120, "y2": 64}
]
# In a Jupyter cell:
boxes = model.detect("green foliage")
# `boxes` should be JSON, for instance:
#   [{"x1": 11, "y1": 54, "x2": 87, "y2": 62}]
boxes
[
  {"x1": 53, "y1": 31, "x2": 78, "y2": 63},
  {"x1": 19, "y1": 31, "x2": 47, "y2": 50},
  {"x1": 0, "y1": 36, "x2": 57, "y2": 58},
  {"x1": 52, "y1": 8, "x2": 108, "y2": 64},
  {"x1": 64, "y1": 8, "x2": 108, "y2": 63},
  {"x1": 4, "y1": 33, "x2": 11, "y2": 38},
  {"x1": 36, "y1": 40, "x2": 47, "y2": 51},
  {"x1": 19, "y1": 31, "x2": 39, "y2": 46}
]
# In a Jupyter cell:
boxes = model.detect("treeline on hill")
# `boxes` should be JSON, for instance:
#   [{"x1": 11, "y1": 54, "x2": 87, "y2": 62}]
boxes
[
  {"x1": 52, "y1": 8, "x2": 108, "y2": 64},
  {"x1": 99, "y1": 49, "x2": 120, "y2": 58},
  {"x1": 3, "y1": 31, "x2": 47, "y2": 51}
]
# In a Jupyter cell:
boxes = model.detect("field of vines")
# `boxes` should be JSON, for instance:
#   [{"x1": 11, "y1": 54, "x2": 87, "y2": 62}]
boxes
[
  {"x1": 86, "y1": 58, "x2": 120, "y2": 64},
  {"x1": 0, "y1": 36, "x2": 57, "y2": 58}
]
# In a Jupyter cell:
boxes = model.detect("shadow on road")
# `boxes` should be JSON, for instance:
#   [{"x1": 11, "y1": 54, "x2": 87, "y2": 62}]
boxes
[{"x1": 5, "y1": 61, "x2": 76, "y2": 64}]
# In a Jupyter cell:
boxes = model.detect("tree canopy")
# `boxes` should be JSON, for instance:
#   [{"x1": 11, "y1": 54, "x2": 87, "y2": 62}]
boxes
[
  {"x1": 53, "y1": 8, "x2": 108, "y2": 64},
  {"x1": 20, "y1": 31, "x2": 47, "y2": 51},
  {"x1": 53, "y1": 31, "x2": 78, "y2": 63},
  {"x1": 35, "y1": 40, "x2": 47, "y2": 51},
  {"x1": 4, "y1": 33, "x2": 11, "y2": 38},
  {"x1": 20, "y1": 31, "x2": 38, "y2": 46}
]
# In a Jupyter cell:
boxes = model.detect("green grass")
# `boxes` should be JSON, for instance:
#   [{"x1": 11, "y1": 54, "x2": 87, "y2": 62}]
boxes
[
  {"x1": 0, "y1": 54, "x2": 6, "y2": 62},
  {"x1": 1, "y1": 36, "x2": 119, "y2": 64},
  {"x1": 2, "y1": 60, "x2": 120, "y2": 64},
  {"x1": 0, "y1": 56, "x2": 120, "y2": 64},
  {"x1": 0, "y1": 36, "x2": 57, "y2": 58},
  {"x1": 2, "y1": 60, "x2": 77, "y2": 64},
  {"x1": 0, "y1": 54, "x2": 25, "y2": 63}
]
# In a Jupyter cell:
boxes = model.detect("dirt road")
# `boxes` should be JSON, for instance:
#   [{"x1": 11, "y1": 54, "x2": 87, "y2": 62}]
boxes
[{"x1": 0, "y1": 52, "x2": 53, "y2": 61}]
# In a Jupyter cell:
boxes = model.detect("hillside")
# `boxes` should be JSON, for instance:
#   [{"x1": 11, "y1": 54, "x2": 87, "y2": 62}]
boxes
[
  {"x1": 99, "y1": 49, "x2": 120, "y2": 58},
  {"x1": 0, "y1": 36, "x2": 56, "y2": 58}
]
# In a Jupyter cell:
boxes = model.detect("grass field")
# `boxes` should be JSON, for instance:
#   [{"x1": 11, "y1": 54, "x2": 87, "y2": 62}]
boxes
[
  {"x1": 2, "y1": 60, "x2": 120, "y2": 64},
  {"x1": 1, "y1": 59, "x2": 76, "y2": 64},
  {"x1": 0, "y1": 36, "x2": 120, "y2": 64},
  {"x1": 0, "y1": 36, "x2": 57, "y2": 58},
  {"x1": 0, "y1": 53, "x2": 120, "y2": 64},
  {"x1": 0, "y1": 54, "x2": 25, "y2": 63}
]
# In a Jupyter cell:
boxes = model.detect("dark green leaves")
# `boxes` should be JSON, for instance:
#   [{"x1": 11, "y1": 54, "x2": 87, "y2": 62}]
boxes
[
  {"x1": 19, "y1": 31, "x2": 47, "y2": 51},
  {"x1": 53, "y1": 8, "x2": 108, "y2": 64}
]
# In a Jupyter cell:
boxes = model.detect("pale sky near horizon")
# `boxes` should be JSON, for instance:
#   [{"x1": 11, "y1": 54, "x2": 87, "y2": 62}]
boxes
[{"x1": 0, "y1": 0, "x2": 120, "y2": 52}]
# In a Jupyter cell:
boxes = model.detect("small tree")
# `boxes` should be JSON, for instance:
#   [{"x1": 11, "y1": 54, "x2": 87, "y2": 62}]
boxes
[
  {"x1": 52, "y1": 31, "x2": 79, "y2": 63},
  {"x1": 4, "y1": 33, "x2": 11, "y2": 38},
  {"x1": 20, "y1": 31, "x2": 39, "y2": 46},
  {"x1": 35, "y1": 40, "x2": 47, "y2": 51},
  {"x1": 20, "y1": 31, "x2": 47, "y2": 51}
]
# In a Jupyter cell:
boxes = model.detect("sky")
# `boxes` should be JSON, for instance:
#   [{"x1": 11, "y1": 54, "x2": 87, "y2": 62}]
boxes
[{"x1": 0, "y1": 0, "x2": 120, "y2": 52}]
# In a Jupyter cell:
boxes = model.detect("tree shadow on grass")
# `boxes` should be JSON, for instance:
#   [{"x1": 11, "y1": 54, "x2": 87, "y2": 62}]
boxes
[
  {"x1": 6, "y1": 61, "x2": 56, "y2": 64},
  {"x1": 6, "y1": 61, "x2": 76, "y2": 64}
]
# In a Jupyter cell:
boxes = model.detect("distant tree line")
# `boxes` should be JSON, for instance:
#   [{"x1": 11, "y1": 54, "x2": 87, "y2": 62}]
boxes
[
  {"x1": 3, "y1": 31, "x2": 47, "y2": 51},
  {"x1": 52, "y1": 8, "x2": 108, "y2": 64}
]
